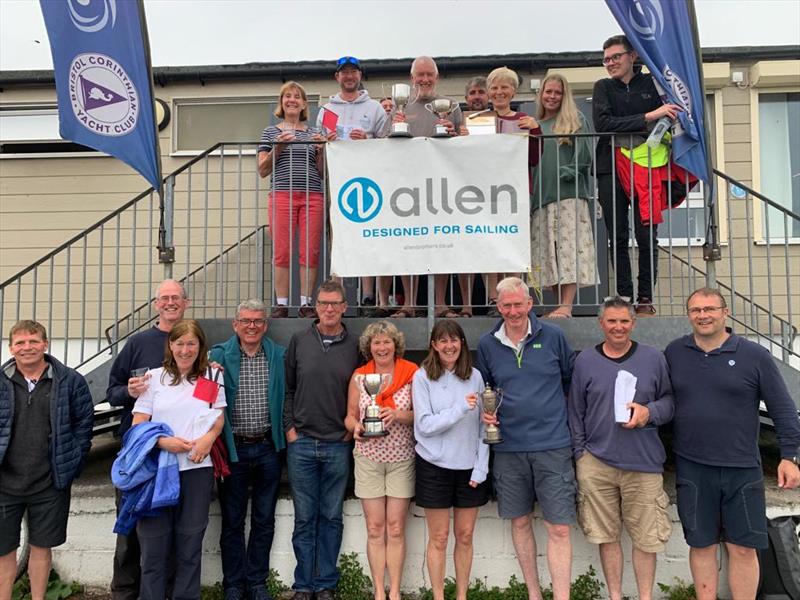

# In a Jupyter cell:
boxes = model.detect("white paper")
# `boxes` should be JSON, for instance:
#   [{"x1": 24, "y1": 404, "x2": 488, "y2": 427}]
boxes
[{"x1": 613, "y1": 370, "x2": 637, "y2": 423}]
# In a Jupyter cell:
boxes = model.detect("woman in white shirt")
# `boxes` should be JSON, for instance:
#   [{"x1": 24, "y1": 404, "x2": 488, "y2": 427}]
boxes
[
  {"x1": 131, "y1": 319, "x2": 226, "y2": 600},
  {"x1": 412, "y1": 320, "x2": 489, "y2": 600}
]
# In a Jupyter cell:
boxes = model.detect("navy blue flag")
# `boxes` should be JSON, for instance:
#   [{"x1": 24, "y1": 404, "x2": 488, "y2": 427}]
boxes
[
  {"x1": 605, "y1": 0, "x2": 711, "y2": 183},
  {"x1": 40, "y1": 0, "x2": 162, "y2": 191}
]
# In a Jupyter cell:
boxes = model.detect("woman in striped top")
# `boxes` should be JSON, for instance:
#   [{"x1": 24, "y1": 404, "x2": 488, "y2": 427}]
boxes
[{"x1": 258, "y1": 81, "x2": 334, "y2": 318}]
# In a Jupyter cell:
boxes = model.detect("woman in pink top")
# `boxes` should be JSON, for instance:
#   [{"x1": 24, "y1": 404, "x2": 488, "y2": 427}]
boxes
[{"x1": 345, "y1": 321, "x2": 417, "y2": 600}]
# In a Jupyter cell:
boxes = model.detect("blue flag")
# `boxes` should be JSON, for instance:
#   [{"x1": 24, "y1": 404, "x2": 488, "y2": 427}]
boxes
[
  {"x1": 40, "y1": 0, "x2": 162, "y2": 192},
  {"x1": 605, "y1": 0, "x2": 711, "y2": 183}
]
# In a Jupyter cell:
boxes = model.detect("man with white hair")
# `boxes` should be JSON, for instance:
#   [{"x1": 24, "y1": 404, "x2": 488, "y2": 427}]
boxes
[
  {"x1": 385, "y1": 56, "x2": 464, "y2": 319},
  {"x1": 476, "y1": 277, "x2": 575, "y2": 600}
]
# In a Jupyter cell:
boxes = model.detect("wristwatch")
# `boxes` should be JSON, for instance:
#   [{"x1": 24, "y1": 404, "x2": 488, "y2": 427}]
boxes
[{"x1": 787, "y1": 455, "x2": 800, "y2": 466}]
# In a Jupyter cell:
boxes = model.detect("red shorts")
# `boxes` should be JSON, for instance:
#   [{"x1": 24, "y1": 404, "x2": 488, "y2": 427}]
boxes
[{"x1": 268, "y1": 190, "x2": 324, "y2": 268}]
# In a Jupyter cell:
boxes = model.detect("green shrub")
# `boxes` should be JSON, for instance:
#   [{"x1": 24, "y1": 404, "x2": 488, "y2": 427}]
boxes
[
  {"x1": 11, "y1": 570, "x2": 82, "y2": 600},
  {"x1": 657, "y1": 578, "x2": 699, "y2": 600},
  {"x1": 336, "y1": 552, "x2": 372, "y2": 600}
]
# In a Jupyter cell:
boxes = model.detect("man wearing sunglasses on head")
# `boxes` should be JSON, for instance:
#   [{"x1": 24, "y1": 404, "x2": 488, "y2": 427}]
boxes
[
  {"x1": 316, "y1": 56, "x2": 391, "y2": 318},
  {"x1": 209, "y1": 299, "x2": 287, "y2": 600}
]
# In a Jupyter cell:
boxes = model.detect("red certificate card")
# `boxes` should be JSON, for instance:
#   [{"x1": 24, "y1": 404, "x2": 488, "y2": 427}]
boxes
[{"x1": 193, "y1": 376, "x2": 220, "y2": 405}]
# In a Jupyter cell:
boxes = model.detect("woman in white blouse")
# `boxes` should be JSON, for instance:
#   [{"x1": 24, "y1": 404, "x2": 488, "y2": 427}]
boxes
[{"x1": 131, "y1": 319, "x2": 226, "y2": 600}]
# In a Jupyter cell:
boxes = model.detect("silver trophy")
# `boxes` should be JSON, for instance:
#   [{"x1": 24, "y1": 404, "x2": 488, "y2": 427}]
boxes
[
  {"x1": 358, "y1": 373, "x2": 393, "y2": 437},
  {"x1": 389, "y1": 83, "x2": 412, "y2": 138},
  {"x1": 425, "y1": 98, "x2": 456, "y2": 137},
  {"x1": 480, "y1": 385, "x2": 504, "y2": 444}
]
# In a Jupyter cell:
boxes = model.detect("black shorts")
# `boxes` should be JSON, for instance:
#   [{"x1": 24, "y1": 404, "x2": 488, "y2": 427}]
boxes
[
  {"x1": 675, "y1": 455, "x2": 768, "y2": 549},
  {"x1": 0, "y1": 485, "x2": 71, "y2": 555},
  {"x1": 414, "y1": 454, "x2": 489, "y2": 509}
]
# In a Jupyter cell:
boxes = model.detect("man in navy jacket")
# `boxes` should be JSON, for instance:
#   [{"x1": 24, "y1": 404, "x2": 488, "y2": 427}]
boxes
[
  {"x1": 477, "y1": 277, "x2": 575, "y2": 600},
  {"x1": 0, "y1": 320, "x2": 93, "y2": 600}
]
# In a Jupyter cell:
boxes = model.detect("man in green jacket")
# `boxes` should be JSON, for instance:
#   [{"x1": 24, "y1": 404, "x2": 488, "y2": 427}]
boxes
[{"x1": 209, "y1": 299, "x2": 286, "y2": 600}]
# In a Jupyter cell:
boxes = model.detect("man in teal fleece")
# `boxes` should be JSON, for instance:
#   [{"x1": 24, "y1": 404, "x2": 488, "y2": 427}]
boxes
[{"x1": 209, "y1": 299, "x2": 286, "y2": 600}]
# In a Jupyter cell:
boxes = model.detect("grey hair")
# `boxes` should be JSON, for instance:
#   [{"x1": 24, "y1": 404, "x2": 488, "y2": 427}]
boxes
[
  {"x1": 496, "y1": 276, "x2": 530, "y2": 299},
  {"x1": 598, "y1": 296, "x2": 635, "y2": 319},
  {"x1": 411, "y1": 56, "x2": 438, "y2": 76},
  {"x1": 154, "y1": 279, "x2": 187, "y2": 299},
  {"x1": 465, "y1": 76, "x2": 487, "y2": 95},
  {"x1": 236, "y1": 299, "x2": 267, "y2": 318}
]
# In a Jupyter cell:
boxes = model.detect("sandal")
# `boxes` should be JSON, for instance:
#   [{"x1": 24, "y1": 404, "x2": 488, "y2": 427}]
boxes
[
  {"x1": 391, "y1": 306, "x2": 419, "y2": 318},
  {"x1": 458, "y1": 309, "x2": 473, "y2": 318},
  {"x1": 544, "y1": 305, "x2": 573, "y2": 319},
  {"x1": 435, "y1": 307, "x2": 460, "y2": 318}
]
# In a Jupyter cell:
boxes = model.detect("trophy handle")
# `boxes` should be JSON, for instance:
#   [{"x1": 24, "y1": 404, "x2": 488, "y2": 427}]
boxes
[{"x1": 495, "y1": 388, "x2": 504, "y2": 412}]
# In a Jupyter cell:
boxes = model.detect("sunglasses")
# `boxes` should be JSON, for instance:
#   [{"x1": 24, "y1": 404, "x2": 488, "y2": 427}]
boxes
[{"x1": 336, "y1": 56, "x2": 360, "y2": 69}]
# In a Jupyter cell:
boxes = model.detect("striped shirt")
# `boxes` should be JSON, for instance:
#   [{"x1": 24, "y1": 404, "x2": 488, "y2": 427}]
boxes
[
  {"x1": 258, "y1": 126, "x2": 324, "y2": 193},
  {"x1": 231, "y1": 347, "x2": 270, "y2": 436}
]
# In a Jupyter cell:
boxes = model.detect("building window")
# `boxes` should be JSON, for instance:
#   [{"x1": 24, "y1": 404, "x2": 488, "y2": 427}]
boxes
[
  {"x1": 0, "y1": 107, "x2": 95, "y2": 155},
  {"x1": 758, "y1": 92, "x2": 800, "y2": 241},
  {"x1": 172, "y1": 98, "x2": 320, "y2": 154}
]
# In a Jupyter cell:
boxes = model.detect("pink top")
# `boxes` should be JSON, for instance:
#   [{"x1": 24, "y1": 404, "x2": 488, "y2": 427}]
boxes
[{"x1": 355, "y1": 381, "x2": 415, "y2": 463}]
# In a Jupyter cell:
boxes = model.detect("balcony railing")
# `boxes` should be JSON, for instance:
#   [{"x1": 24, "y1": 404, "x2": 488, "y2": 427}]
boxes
[{"x1": 0, "y1": 135, "x2": 797, "y2": 371}]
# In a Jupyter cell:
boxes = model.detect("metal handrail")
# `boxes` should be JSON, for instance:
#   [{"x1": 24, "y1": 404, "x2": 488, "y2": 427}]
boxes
[
  {"x1": 713, "y1": 168, "x2": 800, "y2": 220},
  {"x1": 103, "y1": 225, "x2": 266, "y2": 346}
]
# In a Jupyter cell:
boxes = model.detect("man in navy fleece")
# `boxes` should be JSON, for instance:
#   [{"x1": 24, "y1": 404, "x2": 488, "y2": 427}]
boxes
[
  {"x1": 665, "y1": 287, "x2": 800, "y2": 600},
  {"x1": 477, "y1": 277, "x2": 575, "y2": 600},
  {"x1": 568, "y1": 296, "x2": 674, "y2": 600}
]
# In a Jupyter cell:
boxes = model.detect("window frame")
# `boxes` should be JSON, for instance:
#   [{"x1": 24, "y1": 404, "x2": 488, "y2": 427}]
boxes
[
  {"x1": 0, "y1": 104, "x2": 101, "y2": 159},
  {"x1": 170, "y1": 95, "x2": 320, "y2": 157},
  {"x1": 749, "y1": 86, "x2": 800, "y2": 245}
]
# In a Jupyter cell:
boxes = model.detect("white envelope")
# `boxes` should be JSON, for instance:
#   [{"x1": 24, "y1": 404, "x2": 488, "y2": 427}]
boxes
[{"x1": 613, "y1": 370, "x2": 637, "y2": 423}]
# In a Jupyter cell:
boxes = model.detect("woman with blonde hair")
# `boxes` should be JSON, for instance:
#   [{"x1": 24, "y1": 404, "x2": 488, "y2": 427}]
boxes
[
  {"x1": 482, "y1": 66, "x2": 542, "y2": 316},
  {"x1": 530, "y1": 73, "x2": 598, "y2": 318},
  {"x1": 345, "y1": 321, "x2": 417, "y2": 600},
  {"x1": 257, "y1": 81, "x2": 335, "y2": 318}
]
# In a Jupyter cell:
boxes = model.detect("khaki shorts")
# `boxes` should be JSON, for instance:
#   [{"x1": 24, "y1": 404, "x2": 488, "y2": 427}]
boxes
[
  {"x1": 353, "y1": 450, "x2": 415, "y2": 499},
  {"x1": 576, "y1": 452, "x2": 672, "y2": 552}
]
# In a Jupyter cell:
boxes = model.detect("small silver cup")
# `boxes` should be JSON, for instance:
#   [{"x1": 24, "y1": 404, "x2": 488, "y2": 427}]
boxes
[
  {"x1": 480, "y1": 385, "x2": 504, "y2": 444},
  {"x1": 425, "y1": 98, "x2": 456, "y2": 137}
]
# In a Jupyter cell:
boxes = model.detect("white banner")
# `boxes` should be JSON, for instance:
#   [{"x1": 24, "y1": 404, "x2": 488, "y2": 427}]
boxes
[{"x1": 328, "y1": 135, "x2": 531, "y2": 277}]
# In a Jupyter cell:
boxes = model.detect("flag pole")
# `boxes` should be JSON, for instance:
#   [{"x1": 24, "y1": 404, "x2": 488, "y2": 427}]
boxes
[
  {"x1": 136, "y1": 0, "x2": 172, "y2": 272},
  {"x1": 687, "y1": 0, "x2": 721, "y2": 285}
]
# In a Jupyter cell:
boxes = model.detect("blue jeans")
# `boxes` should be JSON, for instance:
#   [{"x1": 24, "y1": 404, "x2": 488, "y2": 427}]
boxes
[
  {"x1": 286, "y1": 436, "x2": 352, "y2": 592},
  {"x1": 218, "y1": 439, "x2": 282, "y2": 594}
]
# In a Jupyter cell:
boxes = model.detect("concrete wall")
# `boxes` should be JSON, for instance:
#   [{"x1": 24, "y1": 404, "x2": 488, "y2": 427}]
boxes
[{"x1": 58, "y1": 478, "x2": 800, "y2": 599}]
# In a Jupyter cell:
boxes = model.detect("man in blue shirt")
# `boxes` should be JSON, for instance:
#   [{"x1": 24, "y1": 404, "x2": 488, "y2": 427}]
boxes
[
  {"x1": 665, "y1": 287, "x2": 800, "y2": 600},
  {"x1": 477, "y1": 277, "x2": 575, "y2": 600}
]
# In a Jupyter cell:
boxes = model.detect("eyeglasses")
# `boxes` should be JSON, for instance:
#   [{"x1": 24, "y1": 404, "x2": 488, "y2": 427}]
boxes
[
  {"x1": 336, "y1": 56, "x2": 360, "y2": 70},
  {"x1": 687, "y1": 306, "x2": 726, "y2": 315},
  {"x1": 157, "y1": 294, "x2": 184, "y2": 303},
  {"x1": 317, "y1": 300, "x2": 345, "y2": 308},
  {"x1": 602, "y1": 51, "x2": 630, "y2": 65},
  {"x1": 603, "y1": 295, "x2": 632, "y2": 303},
  {"x1": 236, "y1": 318, "x2": 266, "y2": 327}
]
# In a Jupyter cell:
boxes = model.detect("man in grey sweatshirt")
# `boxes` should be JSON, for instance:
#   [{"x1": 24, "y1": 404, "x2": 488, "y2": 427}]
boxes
[
  {"x1": 315, "y1": 55, "x2": 390, "y2": 315},
  {"x1": 567, "y1": 296, "x2": 674, "y2": 600}
]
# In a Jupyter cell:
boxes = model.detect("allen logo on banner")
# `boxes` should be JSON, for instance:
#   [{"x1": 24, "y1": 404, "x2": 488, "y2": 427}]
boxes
[
  {"x1": 40, "y1": 0, "x2": 162, "y2": 192},
  {"x1": 327, "y1": 135, "x2": 531, "y2": 277}
]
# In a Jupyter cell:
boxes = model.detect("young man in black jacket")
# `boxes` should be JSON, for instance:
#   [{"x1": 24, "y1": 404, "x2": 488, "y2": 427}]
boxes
[{"x1": 592, "y1": 35, "x2": 681, "y2": 315}]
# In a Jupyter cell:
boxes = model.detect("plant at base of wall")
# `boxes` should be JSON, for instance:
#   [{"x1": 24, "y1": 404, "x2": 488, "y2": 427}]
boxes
[{"x1": 336, "y1": 552, "x2": 373, "y2": 600}]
